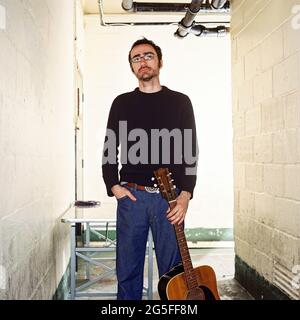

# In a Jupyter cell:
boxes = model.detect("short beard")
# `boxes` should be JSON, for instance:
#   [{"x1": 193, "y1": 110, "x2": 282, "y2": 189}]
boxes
[{"x1": 139, "y1": 74, "x2": 153, "y2": 81}]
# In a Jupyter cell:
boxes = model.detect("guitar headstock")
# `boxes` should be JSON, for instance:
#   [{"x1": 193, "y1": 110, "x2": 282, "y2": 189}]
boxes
[{"x1": 153, "y1": 167, "x2": 177, "y2": 202}]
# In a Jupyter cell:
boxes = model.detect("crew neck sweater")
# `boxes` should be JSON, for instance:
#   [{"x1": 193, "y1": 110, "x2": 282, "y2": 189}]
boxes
[{"x1": 102, "y1": 86, "x2": 198, "y2": 198}]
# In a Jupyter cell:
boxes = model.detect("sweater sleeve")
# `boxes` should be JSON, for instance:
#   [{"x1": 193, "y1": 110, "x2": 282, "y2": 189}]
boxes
[
  {"x1": 102, "y1": 98, "x2": 120, "y2": 197},
  {"x1": 179, "y1": 96, "x2": 198, "y2": 199}
]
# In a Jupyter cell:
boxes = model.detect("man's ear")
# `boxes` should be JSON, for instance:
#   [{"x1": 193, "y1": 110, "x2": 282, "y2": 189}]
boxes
[{"x1": 159, "y1": 59, "x2": 163, "y2": 68}]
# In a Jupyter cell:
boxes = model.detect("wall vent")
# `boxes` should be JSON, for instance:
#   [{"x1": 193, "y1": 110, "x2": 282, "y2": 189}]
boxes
[{"x1": 273, "y1": 261, "x2": 300, "y2": 300}]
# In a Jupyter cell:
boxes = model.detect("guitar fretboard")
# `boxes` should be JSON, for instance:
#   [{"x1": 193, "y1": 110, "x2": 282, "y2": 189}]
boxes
[{"x1": 170, "y1": 201, "x2": 199, "y2": 290}]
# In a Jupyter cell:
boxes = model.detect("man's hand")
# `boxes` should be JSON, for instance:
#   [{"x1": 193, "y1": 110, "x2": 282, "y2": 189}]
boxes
[
  {"x1": 166, "y1": 191, "x2": 191, "y2": 225},
  {"x1": 111, "y1": 185, "x2": 137, "y2": 201}
]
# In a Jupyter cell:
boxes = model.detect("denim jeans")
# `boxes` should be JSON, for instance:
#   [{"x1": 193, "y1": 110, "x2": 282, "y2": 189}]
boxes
[{"x1": 116, "y1": 185, "x2": 182, "y2": 300}]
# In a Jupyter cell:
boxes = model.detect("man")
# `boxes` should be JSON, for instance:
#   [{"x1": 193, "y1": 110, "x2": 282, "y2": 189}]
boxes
[{"x1": 102, "y1": 38, "x2": 198, "y2": 300}]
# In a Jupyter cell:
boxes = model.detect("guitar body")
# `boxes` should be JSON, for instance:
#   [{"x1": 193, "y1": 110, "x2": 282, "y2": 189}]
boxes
[
  {"x1": 158, "y1": 264, "x2": 220, "y2": 300},
  {"x1": 153, "y1": 167, "x2": 221, "y2": 301}
]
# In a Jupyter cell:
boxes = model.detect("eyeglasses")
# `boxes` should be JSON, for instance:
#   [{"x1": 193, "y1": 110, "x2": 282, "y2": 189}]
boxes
[{"x1": 131, "y1": 52, "x2": 155, "y2": 64}]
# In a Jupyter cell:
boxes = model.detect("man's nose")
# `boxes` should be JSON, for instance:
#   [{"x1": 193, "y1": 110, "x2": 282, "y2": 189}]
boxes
[{"x1": 140, "y1": 59, "x2": 147, "y2": 66}]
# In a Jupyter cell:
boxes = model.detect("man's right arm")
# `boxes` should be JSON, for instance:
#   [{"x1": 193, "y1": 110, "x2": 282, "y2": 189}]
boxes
[
  {"x1": 102, "y1": 100, "x2": 120, "y2": 197},
  {"x1": 102, "y1": 98, "x2": 136, "y2": 201}
]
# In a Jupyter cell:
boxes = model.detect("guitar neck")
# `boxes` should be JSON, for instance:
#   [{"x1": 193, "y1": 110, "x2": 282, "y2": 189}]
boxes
[{"x1": 169, "y1": 200, "x2": 198, "y2": 290}]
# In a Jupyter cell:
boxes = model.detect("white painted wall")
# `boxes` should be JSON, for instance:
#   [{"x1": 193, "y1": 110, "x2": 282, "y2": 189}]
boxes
[
  {"x1": 0, "y1": 0, "x2": 75, "y2": 299},
  {"x1": 232, "y1": 0, "x2": 300, "y2": 299},
  {"x1": 83, "y1": 16, "x2": 233, "y2": 228}
]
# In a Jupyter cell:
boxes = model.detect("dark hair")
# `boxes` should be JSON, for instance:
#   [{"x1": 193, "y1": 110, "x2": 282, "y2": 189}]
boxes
[{"x1": 128, "y1": 38, "x2": 162, "y2": 70}]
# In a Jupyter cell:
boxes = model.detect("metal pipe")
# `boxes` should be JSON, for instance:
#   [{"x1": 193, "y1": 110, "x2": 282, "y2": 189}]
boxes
[
  {"x1": 122, "y1": 2, "x2": 230, "y2": 13},
  {"x1": 98, "y1": 0, "x2": 107, "y2": 26},
  {"x1": 175, "y1": 0, "x2": 205, "y2": 38},
  {"x1": 211, "y1": 0, "x2": 228, "y2": 10},
  {"x1": 122, "y1": 0, "x2": 134, "y2": 11},
  {"x1": 189, "y1": 24, "x2": 229, "y2": 37}
]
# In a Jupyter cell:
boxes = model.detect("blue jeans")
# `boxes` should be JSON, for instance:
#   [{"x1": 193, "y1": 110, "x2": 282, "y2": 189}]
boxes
[{"x1": 116, "y1": 186, "x2": 182, "y2": 300}]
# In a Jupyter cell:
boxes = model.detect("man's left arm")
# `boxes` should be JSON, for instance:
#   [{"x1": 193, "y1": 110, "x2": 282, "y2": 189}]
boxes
[{"x1": 167, "y1": 96, "x2": 198, "y2": 225}]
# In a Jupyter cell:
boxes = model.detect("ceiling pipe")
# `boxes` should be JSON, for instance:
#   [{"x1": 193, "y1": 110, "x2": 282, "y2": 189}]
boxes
[
  {"x1": 105, "y1": 1, "x2": 230, "y2": 37},
  {"x1": 121, "y1": 2, "x2": 230, "y2": 13},
  {"x1": 189, "y1": 24, "x2": 228, "y2": 37},
  {"x1": 211, "y1": 0, "x2": 228, "y2": 10},
  {"x1": 122, "y1": 0, "x2": 134, "y2": 12},
  {"x1": 175, "y1": 0, "x2": 229, "y2": 38},
  {"x1": 174, "y1": 0, "x2": 205, "y2": 38}
]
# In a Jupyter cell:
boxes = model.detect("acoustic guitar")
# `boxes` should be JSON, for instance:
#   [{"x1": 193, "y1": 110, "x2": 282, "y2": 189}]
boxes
[{"x1": 153, "y1": 167, "x2": 221, "y2": 300}]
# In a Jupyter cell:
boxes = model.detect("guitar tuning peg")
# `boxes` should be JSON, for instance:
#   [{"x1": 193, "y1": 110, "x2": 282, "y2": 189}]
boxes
[
  {"x1": 156, "y1": 190, "x2": 160, "y2": 193},
  {"x1": 173, "y1": 185, "x2": 176, "y2": 189},
  {"x1": 151, "y1": 177, "x2": 155, "y2": 181},
  {"x1": 154, "y1": 184, "x2": 158, "y2": 187}
]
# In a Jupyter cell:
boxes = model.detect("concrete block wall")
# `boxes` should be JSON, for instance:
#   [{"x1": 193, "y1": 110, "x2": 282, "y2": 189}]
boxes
[
  {"x1": 0, "y1": 0, "x2": 75, "y2": 299},
  {"x1": 231, "y1": 0, "x2": 300, "y2": 299}
]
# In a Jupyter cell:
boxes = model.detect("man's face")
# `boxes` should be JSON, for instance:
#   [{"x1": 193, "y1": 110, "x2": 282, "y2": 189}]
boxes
[{"x1": 129, "y1": 44, "x2": 162, "y2": 82}]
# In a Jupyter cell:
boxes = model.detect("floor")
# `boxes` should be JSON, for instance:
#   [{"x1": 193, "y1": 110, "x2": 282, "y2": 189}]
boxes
[{"x1": 76, "y1": 243, "x2": 254, "y2": 300}]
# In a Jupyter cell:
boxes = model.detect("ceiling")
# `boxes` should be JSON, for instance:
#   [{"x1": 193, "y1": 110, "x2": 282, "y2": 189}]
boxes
[{"x1": 82, "y1": 0, "x2": 231, "y2": 25}]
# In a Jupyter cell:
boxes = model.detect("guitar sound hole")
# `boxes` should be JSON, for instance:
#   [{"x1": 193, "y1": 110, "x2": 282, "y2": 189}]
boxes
[{"x1": 186, "y1": 286, "x2": 216, "y2": 300}]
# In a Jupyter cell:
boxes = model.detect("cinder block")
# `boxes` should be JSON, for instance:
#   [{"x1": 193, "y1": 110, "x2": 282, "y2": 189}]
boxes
[
  {"x1": 233, "y1": 163, "x2": 246, "y2": 189},
  {"x1": 272, "y1": 229, "x2": 300, "y2": 269},
  {"x1": 254, "y1": 133, "x2": 272, "y2": 163},
  {"x1": 251, "y1": 220, "x2": 273, "y2": 255},
  {"x1": 264, "y1": 164, "x2": 284, "y2": 197},
  {"x1": 239, "y1": 190, "x2": 255, "y2": 218},
  {"x1": 255, "y1": 249, "x2": 273, "y2": 283},
  {"x1": 245, "y1": 46, "x2": 261, "y2": 80},
  {"x1": 234, "y1": 212, "x2": 250, "y2": 243},
  {"x1": 285, "y1": 165, "x2": 300, "y2": 201},
  {"x1": 232, "y1": 58, "x2": 245, "y2": 87},
  {"x1": 238, "y1": 79, "x2": 254, "y2": 111},
  {"x1": 233, "y1": 111, "x2": 245, "y2": 138},
  {"x1": 274, "y1": 197, "x2": 300, "y2": 238},
  {"x1": 245, "y1": 164, "x2": 264, "y2": 192},
  {"x1": 261, "y1": 27, "x2": 284, "y2": 71},
  {"x1": 253, "y1": 69, "x2": 273, "y2": 105},
  {"x1": 246, "y1": 106, "x2": 262, "y2": 136},
  {"x1": 261, "y1": 97, "x2": 284, "y2": 133},
  {"x1": 273, "y1": 129, "x2": 298, "y2": 164},
  {"x1": 254, "y1": 192, "x2": 275, "y2": 227},
  {"x1": 284, "y1": 91, "x2": 300, "y2": 129},
  {"x1": 235, "y1": 137, "x2": 254, "y2": 162},
  {"x1": 273, "y1": 53, "x2": 299, "y2": 97},
  {"x1": 234, "y1": 237, "x2": 257, "y2": 269}
]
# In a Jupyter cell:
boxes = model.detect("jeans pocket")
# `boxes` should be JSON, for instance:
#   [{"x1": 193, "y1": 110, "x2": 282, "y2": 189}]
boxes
[{"x1": 117, "y1": 195, "x2": 129, "y2": 202}]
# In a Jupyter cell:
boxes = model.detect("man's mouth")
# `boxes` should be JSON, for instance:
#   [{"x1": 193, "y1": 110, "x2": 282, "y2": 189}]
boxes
[{"x1": 139, "y1": 67, "x2": 150, "y2": 73}]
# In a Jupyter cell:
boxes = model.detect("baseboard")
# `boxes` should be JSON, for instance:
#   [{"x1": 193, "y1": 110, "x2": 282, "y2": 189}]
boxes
[
  {"x1": 235, "y1": 255, "x2": 291, "y2": 300},
  {"x1": 53, "y1": 261, "x2": 70, "y2": 300}
]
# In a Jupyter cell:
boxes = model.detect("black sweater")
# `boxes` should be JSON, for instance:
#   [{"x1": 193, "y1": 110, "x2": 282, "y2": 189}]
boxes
[{"x1": 102, "y1": 86, "x2": 198, "y2": 198}]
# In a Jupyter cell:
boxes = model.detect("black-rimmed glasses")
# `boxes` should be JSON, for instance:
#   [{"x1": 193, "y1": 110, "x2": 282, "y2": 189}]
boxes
[{"x1": 131, "y1": 52, "x2": 155, "y2": 63}]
